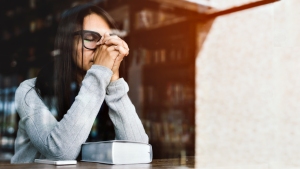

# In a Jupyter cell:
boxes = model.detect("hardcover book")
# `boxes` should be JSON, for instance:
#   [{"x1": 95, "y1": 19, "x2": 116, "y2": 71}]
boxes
[{"x1": 81, "y1": 140, "x2": 152, "y2": 164}]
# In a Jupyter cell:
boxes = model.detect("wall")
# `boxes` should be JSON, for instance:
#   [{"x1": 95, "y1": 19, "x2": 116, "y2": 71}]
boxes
[{"x1": 196, "y1": 0, "x2": 300, "y2": 168}]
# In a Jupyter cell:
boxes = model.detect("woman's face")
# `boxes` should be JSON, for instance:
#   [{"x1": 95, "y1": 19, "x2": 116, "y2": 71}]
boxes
[{"x1": 73, "y1": 13, "x2": 111, "y2": 72}]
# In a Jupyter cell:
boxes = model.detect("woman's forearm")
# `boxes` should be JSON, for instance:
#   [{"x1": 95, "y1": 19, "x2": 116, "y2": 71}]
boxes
[
  {"x1": 105, "y1": 78, "x2": 149, "y2": 143},
  {"x1": 16, "y1": 65, "x2": 113, "y2": 160}
]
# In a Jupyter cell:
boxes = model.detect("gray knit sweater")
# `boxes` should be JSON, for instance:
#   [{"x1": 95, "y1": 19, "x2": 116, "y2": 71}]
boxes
[{"x1": 11, "y1": 65, "x2": 148, "y2": 163}]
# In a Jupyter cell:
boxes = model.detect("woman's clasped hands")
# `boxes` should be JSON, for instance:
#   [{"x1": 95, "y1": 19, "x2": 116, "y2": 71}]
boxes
[{"x1": 93, "y1": 32, "x2": 129, "y2": 81}]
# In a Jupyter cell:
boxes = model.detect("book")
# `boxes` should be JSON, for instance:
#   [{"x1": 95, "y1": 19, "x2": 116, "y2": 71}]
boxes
[{"x1": 81, "y1": 140, "x2": 152, "y2": 164}]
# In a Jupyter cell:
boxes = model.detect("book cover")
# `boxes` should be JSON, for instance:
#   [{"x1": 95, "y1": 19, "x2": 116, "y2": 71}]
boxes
[{"x1": 81, "y1": 140, "x2": 152, "y2": 164}]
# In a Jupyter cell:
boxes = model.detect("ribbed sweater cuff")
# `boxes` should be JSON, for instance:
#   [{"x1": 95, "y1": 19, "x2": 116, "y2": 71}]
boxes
[{"x1": 106, "y1": 78, "x2": 129, "y2": 96}]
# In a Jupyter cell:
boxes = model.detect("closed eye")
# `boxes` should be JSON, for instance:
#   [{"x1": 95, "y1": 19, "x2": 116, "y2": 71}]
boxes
[
  {"x1": 84, "y1": 39, "x2": 94, "y2": 42},
  {"x1": 84, "y1": 34, "x2": 99, "y2": 42}
]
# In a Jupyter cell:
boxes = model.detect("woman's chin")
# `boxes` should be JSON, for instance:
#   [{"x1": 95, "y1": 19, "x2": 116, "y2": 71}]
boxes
[{"x1": 89, "y1": 62, "x2": 94, "y2": 67}]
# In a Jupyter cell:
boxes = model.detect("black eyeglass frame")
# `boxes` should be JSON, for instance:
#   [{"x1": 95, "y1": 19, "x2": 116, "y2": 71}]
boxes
[{"x1": 73, "y1": 30, "x2": 102, "y2": 50}]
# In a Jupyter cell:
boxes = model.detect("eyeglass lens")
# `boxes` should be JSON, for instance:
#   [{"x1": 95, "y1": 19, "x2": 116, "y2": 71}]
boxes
[{"x1": 82, "y1": 31, "x2": 101, "y2": 49}]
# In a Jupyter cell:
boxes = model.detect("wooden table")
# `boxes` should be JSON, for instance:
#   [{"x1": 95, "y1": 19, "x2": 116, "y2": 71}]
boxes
[{"x1": 0, "y1": 156, "x2": 195, "y2": 169}]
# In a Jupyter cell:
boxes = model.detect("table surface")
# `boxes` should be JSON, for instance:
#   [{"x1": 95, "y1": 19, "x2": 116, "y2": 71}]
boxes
[{"x1": 0, "y1": 157, "x2": 195, "y2": 169}]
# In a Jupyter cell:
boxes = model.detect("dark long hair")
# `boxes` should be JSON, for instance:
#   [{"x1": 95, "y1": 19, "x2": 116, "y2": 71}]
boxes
[{"x1": 35, "y1": 3, "x2": 117, "y2": 121}]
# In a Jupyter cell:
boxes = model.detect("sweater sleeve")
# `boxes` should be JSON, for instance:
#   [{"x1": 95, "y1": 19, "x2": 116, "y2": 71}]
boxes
[
  {"x1": 105, "y1": 78, "x2": 149, "y2": 144},
  {"x1": 15, "y1": 65, "x2": 112, "y2": 160}
]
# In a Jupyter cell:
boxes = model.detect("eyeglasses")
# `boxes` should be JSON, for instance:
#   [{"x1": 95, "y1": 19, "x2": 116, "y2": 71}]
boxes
[{"x1": 73, "y1": 30, "x2": 101, "y2": 50}]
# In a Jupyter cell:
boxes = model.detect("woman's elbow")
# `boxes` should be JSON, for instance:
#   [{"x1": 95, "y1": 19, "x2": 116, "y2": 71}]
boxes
[
  {"x1": 46, "y1": 147, "x2": 80, "y2": 160},
  {"x1": 141, "y1": 133, "x2": 149, "y2": 144}
]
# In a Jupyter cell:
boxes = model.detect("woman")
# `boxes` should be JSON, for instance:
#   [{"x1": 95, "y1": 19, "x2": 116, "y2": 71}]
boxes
[{"x1": 11, "y1": 3, "x2": 148, "y2": 163}]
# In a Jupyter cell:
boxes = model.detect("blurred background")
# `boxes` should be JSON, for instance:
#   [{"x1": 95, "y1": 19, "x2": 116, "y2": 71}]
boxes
[{"x1": 3, "y1": 0, "x2": 300, "y2": 167}]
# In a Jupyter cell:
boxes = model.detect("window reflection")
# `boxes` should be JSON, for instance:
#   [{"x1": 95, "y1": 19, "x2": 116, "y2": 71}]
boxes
[{"x1": 0, "y1": 0, "x2": 202, "y2": 159}]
